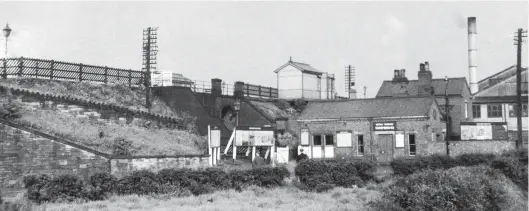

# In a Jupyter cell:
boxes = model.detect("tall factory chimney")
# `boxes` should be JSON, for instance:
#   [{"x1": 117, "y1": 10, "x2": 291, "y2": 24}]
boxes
[{"x1": 468, "y1": 17, "x2": 478, "y2": 93}]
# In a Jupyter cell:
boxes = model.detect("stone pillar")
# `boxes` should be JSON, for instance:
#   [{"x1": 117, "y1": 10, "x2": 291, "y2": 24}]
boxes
[{"x1": 234, "y1": 81, "x2": 245, "y2": 99}]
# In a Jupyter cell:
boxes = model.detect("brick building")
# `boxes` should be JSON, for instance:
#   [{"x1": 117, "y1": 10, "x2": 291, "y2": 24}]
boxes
[
  {"x1": 296, "y1": 97, "x2": 446, "y2": 164},
  {"x1": 376, "y1": 62, "x2": 472, "y2": 139}
]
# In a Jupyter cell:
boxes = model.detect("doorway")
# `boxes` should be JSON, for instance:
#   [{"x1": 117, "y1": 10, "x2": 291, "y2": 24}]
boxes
[{"x1": 377, "y1": 134, "x2": 394, "y2": 164}]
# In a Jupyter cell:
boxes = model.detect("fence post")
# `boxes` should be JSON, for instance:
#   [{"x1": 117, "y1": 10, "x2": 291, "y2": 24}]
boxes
[
  {"x1": 104, "y1": 66, "x2": 108, "y2": 84},
  {"x1": 2, "y1": 58, "x2": 6, "y2": 79},
  {"x1": 18, "y1": 57, "x2": 23, "y2": 77},
  {"x1": 50, "y1": 60, "x2": 55, "y2": 80},
  {"x1": 35, "y1": 60, "x2": 39, "y2": 78},
  {"x1": 79, "y1": 63, "x2": 83, "y2": 82},
  {"x1": 246, "y1": 84, "x2": 249, "y2": 97},
  {"x1": 269, "y1": 87, "x2": 272, "y2": 98},
  {"x1": 128, "y1": 69, "x2": 132, "y2": 88},
  {"x1": 258, "y1": 85, "x2": 261, "y2": 98}
]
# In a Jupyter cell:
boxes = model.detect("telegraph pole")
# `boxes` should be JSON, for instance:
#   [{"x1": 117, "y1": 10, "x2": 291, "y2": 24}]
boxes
[
  {"x1": 514, "y1": 28, "x2": 527, "y2": 149},
  {"x1": 142, "y1": 27, "x2": 158, "y2": 110}
]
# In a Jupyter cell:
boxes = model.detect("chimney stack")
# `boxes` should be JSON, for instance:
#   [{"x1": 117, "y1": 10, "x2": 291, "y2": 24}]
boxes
[
  {"x1": 400, "y1": 69, "x2": 406, "y2": 78},
  {"x1": 394, "y1": 69, "x2": 400, "y2": 78},
  {"x1": 468, "y1": 17, "x2": 478, "y2": 93}
]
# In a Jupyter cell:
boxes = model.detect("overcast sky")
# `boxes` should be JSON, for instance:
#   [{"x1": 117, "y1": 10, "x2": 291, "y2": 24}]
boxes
[{"x1": 0, "y1": 1, "x2": 527, "y2": 97}]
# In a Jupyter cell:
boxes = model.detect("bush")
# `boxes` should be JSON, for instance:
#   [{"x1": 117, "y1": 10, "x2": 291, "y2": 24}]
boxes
[
  {"x1": 490, "y1": 157, "x2": 528, "y2": 192},
  {"x1": 295, "y1": 160, "x2": 375, "y2": 190},
  {"x1": 0, "y1": 90, "x2": 24, "y2": 119},
  {"x1": 502, "y1": 148, "x2": 528, "y2": 165},
  {"x1": 115, "y1": 170, "x2": 161, "y2": 195},
  {"x1": 112, "y1": 137, "x2": 133, "y2": 156},
  {"x1": 88, "y1": 172, "x2": 117, "y2": 200},
  {"x1": 43, "y1": 174, "x2": 87, "y2": 203},
  {"x1": 391, "y1": 154, "x2": 489, "y2": 176},
  {"x1": 454, "y1": 153, "x2": 496, "y2": 166},
  {"x1": 22, "y1": 174, "x2": 51, "y2": 203},
  {"x1": 369, "y1": 166, "x2": 511, "y2": 211}
]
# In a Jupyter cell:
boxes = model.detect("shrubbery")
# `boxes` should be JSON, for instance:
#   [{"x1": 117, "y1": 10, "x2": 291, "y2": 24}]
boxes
[
  {"x1": 369, "y1": 166, "x2": 522, "y2": 211},
  {"x1": 22, "y1": 166, "x2": 290, "y2": 203},
  {"x1": 295, "y1": 160, "x2": 376, "y2": 191}
]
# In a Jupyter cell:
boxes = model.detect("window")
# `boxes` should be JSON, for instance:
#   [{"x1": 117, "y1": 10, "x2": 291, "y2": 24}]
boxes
[
  {"x1": 465, "y1": 102, "x2": 468, "y2": 119},
  {"x1": 487, "y1": 104, "x2": 503, "y2": 118},
  {"x1": 357, "y1": 135, "x2": 364, "y2": 155},
  {"x1": 409, "y1": 134, "x2": 416, "y2": 156},
  {"x1": 325, "y1": 135, "x2": 334, "y2": 145},
  {"x1": 509, "y1": 103, "x2": 528, "y2": 117},
  {"x1": 472, "y1": 104, "x2": 481, "y2": 118},
  {"x1": 313, "y1": 135, "x2": 322, "y2": 146}
]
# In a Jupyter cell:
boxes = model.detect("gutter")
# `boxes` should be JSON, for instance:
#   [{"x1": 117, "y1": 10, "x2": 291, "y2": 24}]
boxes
[{"x1": 297, "y1": 115, "x2": 428, "y2": 122}]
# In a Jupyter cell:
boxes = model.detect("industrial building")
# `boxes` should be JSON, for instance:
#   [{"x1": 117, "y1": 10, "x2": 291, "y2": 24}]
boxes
[
  {"x1": 274, "y1": 58, "x2": 336, "y2": 100},
  {"x1": 151, "y1": 71, "x2": 194, "y2": 87}
]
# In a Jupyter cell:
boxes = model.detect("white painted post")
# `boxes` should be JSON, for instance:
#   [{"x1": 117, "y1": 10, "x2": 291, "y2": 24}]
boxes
[
  {"x1": 271, "y1": 145, "x2": 276, "y2": 167},
  {"x1": 212, "y1": 148, "x2": 217, "y2": 165},
  {"x1": 245, "y1": 146, "x2": 251, "y2": 157},
  {"x1": 232, "y1": 128, "x2": 237, "y2": 161},
  {"x1": 216, "y1": 147, "x2": 220, "y2": 161},
  {"x1": 264, "y1": 147, "x2": 270, "y2": 159},
  {"x1": 223, "y1": 129, "x2": 235, "y2": 155},
  {"x1": 252, "y1": 146, "x2": 256, "y2": 161},
  {"x1": 208, "y1": 125, "x2": 212, "y2": 166}
]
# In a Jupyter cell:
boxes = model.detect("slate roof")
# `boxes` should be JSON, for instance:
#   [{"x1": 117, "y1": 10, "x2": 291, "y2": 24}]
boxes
[
  {"x1": 476, "y1": 65, "x2": 526, "y2": 92},
  {"x1": 298, "y1": 97, "x2": 437, "y2": 120},
  {"x1": 376, "y1": 77, "x2": 469, "y2": 97},
  {"x1": 474, "y1": 69, "x2": 528, "y2": 97},
  {"x1": 274, "y1": 61, "x2": 323, "y2": 75}
]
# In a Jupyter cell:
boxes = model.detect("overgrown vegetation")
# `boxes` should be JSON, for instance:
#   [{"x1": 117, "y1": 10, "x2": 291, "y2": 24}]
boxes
[
  {"x1": 276, "y1": 132, "x2": 298, "y2": 147},
  {"x1": 294, "y1": 160, "x2": 376, "y2": 191},
  {"x1": 0, "y1": 89, "x2": 24, "y2": 119},
  {"x1": 22, "y1": 166, "x2": 290, "y2": 204},
  {"x1": 0, "y1": 78, "x2": 178, "y2": 117},
  {"x1": 368, "y1": 166, "x2": 528, "y2": 211},
  {"x1": 15, "y1": 109, "x2": 206, "y2": 156}
]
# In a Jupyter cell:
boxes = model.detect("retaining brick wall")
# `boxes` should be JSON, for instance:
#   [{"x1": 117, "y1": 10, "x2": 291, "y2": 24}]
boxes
[
  {"x1": 110, "y1": 156, "x2": 210, "y2": 178},
  {"x1": 0, "y1": 120, "x2": 210, "y2": 189},
  {"x1": 448, "y1": 140, "x2": 516, "y2": 157},
  {"x1": 0, "y1": 121, "x2": 110, "y2": 189}
]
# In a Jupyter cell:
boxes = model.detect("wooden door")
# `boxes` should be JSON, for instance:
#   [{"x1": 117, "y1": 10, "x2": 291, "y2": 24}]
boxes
[{"x1": 377, "y1": 134, "x2": 394, "y2": 164}]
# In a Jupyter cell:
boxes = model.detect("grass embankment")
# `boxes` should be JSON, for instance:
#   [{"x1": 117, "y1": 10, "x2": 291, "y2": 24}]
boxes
[
  {"x1": 11, "y1": 185, "x2": 382, "y2": 211},
  {"x1": 0, "y1": 78, "x2": 178, "y2": 117},
  {"x1": 15, "y1": 109, "x2": 206, "y2": 156}
]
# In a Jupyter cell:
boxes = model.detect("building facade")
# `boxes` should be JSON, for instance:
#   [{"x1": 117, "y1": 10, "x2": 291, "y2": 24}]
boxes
[
  {"x1": 471, "y1": 66, "x2": 528, "y2": 144},
  {"x1": 376, "y1": 62, "x2": 472, "y2": 139},
  {"x1": 274, "y1": 59, "x2": 335, "y2": 100},
  {"x1": 151, "y1": 71, "x2": 194, "y2": 87},
  {"x1": 297, "y1": 97, "x2": 446, "y2": 164}
]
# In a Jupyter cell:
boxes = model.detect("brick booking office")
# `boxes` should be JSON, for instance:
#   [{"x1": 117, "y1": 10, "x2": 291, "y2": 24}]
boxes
[{"x1": 296, "y1": 97, "x2": 446, "y2": 164}]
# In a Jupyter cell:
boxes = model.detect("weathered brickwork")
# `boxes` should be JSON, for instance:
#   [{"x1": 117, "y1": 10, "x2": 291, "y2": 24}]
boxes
[
  {"x1": 0, "y1": 122, "x2": 110, "y2": 189},
  {"x1": 448, "y1": 140, "x2": 516, "y2": 157},
  {"x1": 111, "y1": 156, "x2": 210, "y2": 178}
]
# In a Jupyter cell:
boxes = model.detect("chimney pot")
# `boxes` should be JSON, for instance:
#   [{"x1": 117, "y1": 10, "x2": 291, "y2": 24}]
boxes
[
  {"x1": 400, "y1": 69, "x2": 406, "y2": 77},
  {"x1": 424, "y1": 62, "x2": 430, "y2": 71},
  {"x1": 420, "y1": 63, "x2": 425, "y2": 72},
  {"x1": 394, "y1": 69, "x2": 400, "y2": 77}
]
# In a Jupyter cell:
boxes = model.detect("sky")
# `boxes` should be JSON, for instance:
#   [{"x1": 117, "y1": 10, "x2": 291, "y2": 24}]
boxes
[{"x1": 0, "y1": 1, "x2": 527, "y2": 98}]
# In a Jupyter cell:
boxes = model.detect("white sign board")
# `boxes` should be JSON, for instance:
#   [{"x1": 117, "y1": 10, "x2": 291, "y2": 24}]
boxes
[
  {"x1": 301, "y1": 129, "x2": 310, "y2": 146},
  {"x1": 235, "y1": 128, "x2": 274, "y2": 146},
  {"x1": 276, "y1": 147, "x2": 289, "y2": 164},
  {"x1": 210, "y1": 130, "x2": 221, "y2": 147},
  {"x1": 336, "y1": 132, "x2": 352, "y2": 147},
  {"x1": 395, "y1": 132, "x2": 405, "y2": 148}
]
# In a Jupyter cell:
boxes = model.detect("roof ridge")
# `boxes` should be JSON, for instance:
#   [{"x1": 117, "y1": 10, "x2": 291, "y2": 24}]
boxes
[{"x1": 477, "y1": 65, "x2": 517, "y2": 84}]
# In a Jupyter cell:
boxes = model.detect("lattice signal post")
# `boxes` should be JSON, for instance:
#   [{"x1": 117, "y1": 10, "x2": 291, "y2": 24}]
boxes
[
  {"x1": 142, "y1": 27, "x2": 158, "y2": 110},
  {"x1": 345, "y1": 65, "x2": 355, "y2": 99}
]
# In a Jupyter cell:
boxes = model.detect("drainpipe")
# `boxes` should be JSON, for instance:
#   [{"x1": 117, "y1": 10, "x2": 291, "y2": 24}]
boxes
[{"x1": 368, "y1": 117, "x2": 374, "y2": 161}]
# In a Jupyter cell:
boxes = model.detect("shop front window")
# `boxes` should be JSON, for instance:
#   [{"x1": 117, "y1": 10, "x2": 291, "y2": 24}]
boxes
[
  {"x1": 509, "y1": 103, "x2": 528, "y2": 117},
  {"x1": 487, "y1": 104, "x2": 503, "y2": 118}
]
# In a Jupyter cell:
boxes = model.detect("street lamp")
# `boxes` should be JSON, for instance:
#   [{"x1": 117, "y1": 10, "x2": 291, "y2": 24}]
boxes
[
  {"x1": 3, "y1": 23, "x2": 11, "y2": 59},
  {"x1": 444, "y1": 76, "x2": 450, "y2": 156},
  {"x1": 233, "y1": 99, "x2": 241, "y2": 128}
]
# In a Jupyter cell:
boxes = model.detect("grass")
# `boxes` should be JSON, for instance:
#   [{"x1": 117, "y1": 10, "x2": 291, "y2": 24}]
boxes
[
  {"x1": 0, "y1": 78, "x2": 179, "y2": 117},
  {"x1": 14, "y1": 109, "x2": 206, "y2": 156},
  {"x1": 12, "y1": 184, "x2": 382, "y2": 211}
]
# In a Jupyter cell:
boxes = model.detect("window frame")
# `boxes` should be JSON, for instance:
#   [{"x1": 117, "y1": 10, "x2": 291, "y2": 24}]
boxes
[
  {"x1": 313, "y1": 135, "x2": 322, "y2": 146},
  {"x1": 472, "y1": 104, "x2": 481, "y2": 118},
  {"x1": 487, "y1": 104, "x2": 503, "y2": 118},
  {"x1": 509, "y1": 103, "x2": 528, "y2": 117},
  {"x1": 408, "y1": 133, "x2": 416, "y2": 156},
  {"x1": 357, "y1": 135, "x2": 364, "y2": 156},
  {"x1": 324, "y1": 134, "x2": 334, "y2": 146}
]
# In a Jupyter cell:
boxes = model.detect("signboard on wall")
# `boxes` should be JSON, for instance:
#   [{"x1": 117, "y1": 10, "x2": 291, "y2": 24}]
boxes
[
  {"x1": 235, "y1": 126, "x2": 275, "y2": 146},
  {"x1": 461, "y1": 122, "x2": 508, "y2": 140},
  {"x1": 373, "y1": 122, "x2": 396, "y2": 131},
  {"x1": 301, "y1": 129, "x2": 310, "y2": 146},
  {"x1": 395, "y1": 132, "x2": 405, "y2": 148},
  {"x1": 336, "y1": 131, "x2": 352, "y2": 147}
]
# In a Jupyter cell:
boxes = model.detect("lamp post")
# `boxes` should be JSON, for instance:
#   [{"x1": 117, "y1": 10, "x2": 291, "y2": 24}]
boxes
[
  {"x1": 233, "y1": 99, "x2": 241, "y2": 128},
  {"x1": 444, "y1": 76, "x2": 450, "y2": 156},
  {"x1": 2, "y1": 23, "x2": 11, "y2": 79}
]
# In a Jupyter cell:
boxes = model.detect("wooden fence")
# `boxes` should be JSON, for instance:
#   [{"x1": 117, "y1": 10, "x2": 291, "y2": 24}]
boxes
[
  {"x1": 243, "y1": 83, "x2": 278, "y2": 99},
  {"x1": 1, "y1": 57, "x2": 146, "y2": 87}
]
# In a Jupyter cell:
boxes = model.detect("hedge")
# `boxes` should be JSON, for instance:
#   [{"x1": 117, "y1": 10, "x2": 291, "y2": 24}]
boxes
[
  {"x1": 294, "y1": 160, "x2": 376, "y2": 191},
  {"x1": 369, "y1": 166, "x2": 523, "y2": 211},
  {"x1": 22, "y1": 166, "x2": 290, "y2": 203}
]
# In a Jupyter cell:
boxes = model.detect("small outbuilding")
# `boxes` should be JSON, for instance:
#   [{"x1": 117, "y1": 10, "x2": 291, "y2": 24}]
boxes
[{"x1": 296, "y1": 96, "x2": 446, "y2": 164}]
